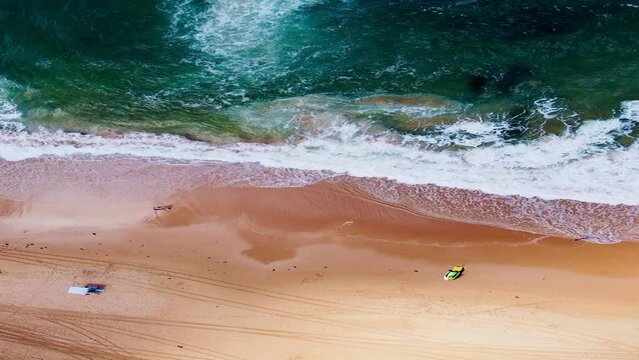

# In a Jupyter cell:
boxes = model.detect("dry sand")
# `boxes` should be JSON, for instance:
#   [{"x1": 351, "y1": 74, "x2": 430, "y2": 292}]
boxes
[{"x1": 0, "y1": 182, "x2": 638, "y2": 359}]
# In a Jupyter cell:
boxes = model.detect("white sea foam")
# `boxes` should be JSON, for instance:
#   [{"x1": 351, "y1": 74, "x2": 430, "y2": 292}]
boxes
[
  {"x1": 432, "y1": 121, "x2": 509, "y2": 147},
  {"x1": 0, "y1": 81, "x2": 21, "y2": 122},
  {"x1": 1, "y1": 98, "x2": 637, "y2": 206},
  {"x1": 0, "y1": 120, "x2": 25, "y2": 132},
  {"x1": 0, "y1": 106, "x2": 21, "y2": 121},
  {"x1": 184, "y1": 0, "x2": 318, "y2": 86},
  {"x1": 0, "y1": 81, "x2": 24, "y2": 131},
  {"x1": 621, "y1": 98, "x2": 639, "y2": 118},
  {"x1": 533, "y1": 97, "x2": 573, "y2": 119}
]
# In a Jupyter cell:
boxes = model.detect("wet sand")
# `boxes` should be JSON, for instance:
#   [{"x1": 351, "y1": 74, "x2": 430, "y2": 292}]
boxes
[{"x1": 0, "y1": 181, "x2": 638, "y2": 359}]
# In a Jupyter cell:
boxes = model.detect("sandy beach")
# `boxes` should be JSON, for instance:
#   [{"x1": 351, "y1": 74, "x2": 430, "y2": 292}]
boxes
[
  {"x1": 1, "y1": 169, "x2": 638, "y2": 360},
  {"x1": 2, "y1": 2, "x2": 639, "y2": 359}
]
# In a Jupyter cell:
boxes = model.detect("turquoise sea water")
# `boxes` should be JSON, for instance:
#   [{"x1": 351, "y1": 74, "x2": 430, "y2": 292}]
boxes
[
  {"x1": 0, "y1": 0, "x2": 638, "y2": 209},
  {"x1": 1, "y1": 0, "x2": 638, "y2": 138}
]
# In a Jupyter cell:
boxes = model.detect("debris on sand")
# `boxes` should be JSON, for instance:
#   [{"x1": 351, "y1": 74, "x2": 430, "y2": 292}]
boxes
[
  {"x1": 67, "y1": 284, "x2": 105, "y2": 295},
  {"x1": 153, "y1": 204, "x2": 173, "y2": 211}
]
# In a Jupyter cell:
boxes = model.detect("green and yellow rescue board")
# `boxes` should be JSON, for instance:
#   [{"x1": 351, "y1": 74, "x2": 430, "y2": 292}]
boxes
[{"x1": 444, "y1": 265, "x2": 464, "y2": 281}]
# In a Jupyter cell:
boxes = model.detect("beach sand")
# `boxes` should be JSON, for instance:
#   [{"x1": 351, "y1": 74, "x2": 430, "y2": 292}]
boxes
[{"x1": 0, "y1": 178, "x2": 638, "y2": 359}]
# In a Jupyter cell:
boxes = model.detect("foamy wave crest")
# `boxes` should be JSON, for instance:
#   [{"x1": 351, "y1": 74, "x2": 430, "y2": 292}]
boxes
[
  {"x1": 0, "y1": 106, "x2": 21, "y2": 122},
  {"x1": 0, "y1": 99, "x2": 637, "y2": 206},
  {"x1": 175, "y1": 0, "x2": 318, "y2": 88},
  {"x1": 0, "y1": 80, "x2": 22, "y2": 122},
  {"x1": 533, "y1": 97, "x2": 577, "y2": 119}
]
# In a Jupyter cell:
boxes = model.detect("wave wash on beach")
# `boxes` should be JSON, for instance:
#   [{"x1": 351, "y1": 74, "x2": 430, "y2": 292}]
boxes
[{"x1": 1, "y1": 1, "x2": 638, "y2": 243}]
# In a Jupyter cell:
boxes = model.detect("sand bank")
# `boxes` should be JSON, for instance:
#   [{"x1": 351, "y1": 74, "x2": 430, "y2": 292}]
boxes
[{"x1": 0, "y1": 172, "x2": 638, "y2": 359}]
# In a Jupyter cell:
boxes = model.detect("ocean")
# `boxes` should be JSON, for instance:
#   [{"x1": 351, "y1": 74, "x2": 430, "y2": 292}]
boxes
[{"x1": 0, "y1": 0, "x2": 638, "y2": 242}]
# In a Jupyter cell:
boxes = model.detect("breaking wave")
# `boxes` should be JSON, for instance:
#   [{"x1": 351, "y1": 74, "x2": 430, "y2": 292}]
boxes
[{"x1": 1, "y1": 94, "x2": 637, "y2": 207}]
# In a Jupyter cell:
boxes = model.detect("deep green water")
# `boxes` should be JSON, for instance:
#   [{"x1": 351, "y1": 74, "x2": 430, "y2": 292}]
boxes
[{"x1": 1, "y1": 0, "x2": 638, "y2": 142}]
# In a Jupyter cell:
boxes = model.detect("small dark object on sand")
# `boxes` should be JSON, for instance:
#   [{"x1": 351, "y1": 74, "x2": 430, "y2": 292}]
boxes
[
  {"x1": 86, "y1": 284, "x2": 105, "y2": 293},
  {"x1": 153, "y1": 204, "x2": 173, "y2": 211}
]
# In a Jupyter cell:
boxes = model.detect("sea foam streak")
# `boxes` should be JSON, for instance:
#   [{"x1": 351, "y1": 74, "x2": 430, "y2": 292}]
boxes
[
  {"x1": 174, "y1": 0, "x2": 319, "y2": 89},
  {"x1": 0, "y1": 96, "x2": 637, "y2": 206},
  {"x1": 0, "y1": 81, "x2": 21, "y2": 122}
]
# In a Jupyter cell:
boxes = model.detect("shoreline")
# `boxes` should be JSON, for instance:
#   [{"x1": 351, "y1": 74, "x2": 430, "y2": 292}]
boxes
[
  {"x1": 1, "y1": 156, "x2": 637, "y2": 243},
  {"x1": 1, "y1": 175, "x2": 638, "y2": 358}
]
